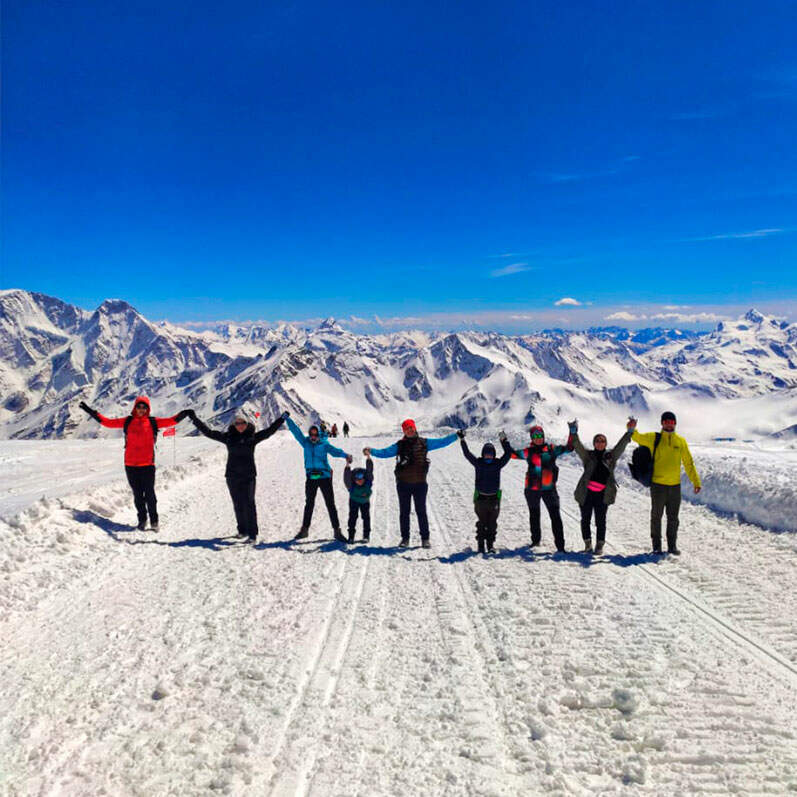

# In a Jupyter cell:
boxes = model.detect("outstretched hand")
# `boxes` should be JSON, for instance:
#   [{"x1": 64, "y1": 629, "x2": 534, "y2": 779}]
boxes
[
  {"x1": 567, "y1": 419, "x2": 578, "y2": 434},
  {"x1": 281, "y1": 410, "x2": 290, "y2": 419},
  {"x1": 498, "y1": 430, "x2": 507, "y2": 442},
  {"x1": 346, "y1": 454, "x2": 353, "y2": 465},
  {"x1": 627, "y1": 417, "x2": 638, "y2": 430},
  {"x1": 694, "y1": 486, "x2": 702, "y2": 494},
  {"x1": 78, "y1": 401, "x2": 99, "y2": 421},
  {"x1": 456, "y1": 429, "x2": 465, "y2": 439},
  {"x1": 362, "y1": 447, "x2": 371, "y2": 456}
]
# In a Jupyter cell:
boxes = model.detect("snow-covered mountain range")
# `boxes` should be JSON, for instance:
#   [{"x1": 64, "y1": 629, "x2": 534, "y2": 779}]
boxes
[{"x1": 1, "y1": 289, "x2": 795, "y2": 441}]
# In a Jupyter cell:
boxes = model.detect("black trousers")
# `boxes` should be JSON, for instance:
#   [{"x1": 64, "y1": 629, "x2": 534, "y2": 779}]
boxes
[
  {"x1": 397, "y1": 481, "x2": 429, "y2": 541},
  {"x1": 580, "y1": 490, "x2": 608, "y2": 542},
  {"x1": 302, "y1": 477, "x2": 340, "y2": 531},
  {"x1": 227, "y1": 477, "x2": 258, "y2": 539},
  {"x1": 525, "y1": 488, "x2": 565, "y2": 550},
  {"x1": 125, "y1": 465, "x2": 157, "y2": 525},
  {"x1": 474, "y1": 494, "x2": 500, "y2": 544},
  {"x1": 347, "y1": 499, "x2": 371, "y2": 537},
  {"x1": 650, "y1": 482, "x2": 681, "y2": 548}
]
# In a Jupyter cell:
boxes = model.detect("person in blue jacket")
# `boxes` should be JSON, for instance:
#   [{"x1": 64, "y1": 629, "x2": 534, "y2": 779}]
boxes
[
  {"x1": 364, "y1": 418, "x2": 457, "y2": 549},
  {"x1": 286, "y1": 416, "x2": 350, "y2": 542}
]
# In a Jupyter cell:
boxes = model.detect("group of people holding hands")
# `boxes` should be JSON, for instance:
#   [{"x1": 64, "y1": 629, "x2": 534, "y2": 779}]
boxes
[{"x1": 78, "y1": 398, "x2": 702, "y2": 556}]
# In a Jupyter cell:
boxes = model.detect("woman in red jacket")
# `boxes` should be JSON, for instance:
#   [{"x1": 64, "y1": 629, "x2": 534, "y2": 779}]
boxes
[{"x1": 79, "y1": 396, "x2": 190, "y2": 531}]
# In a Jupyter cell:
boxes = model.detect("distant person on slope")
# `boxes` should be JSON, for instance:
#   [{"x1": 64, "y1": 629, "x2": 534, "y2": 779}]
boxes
[
  {"x1": 343, "y1": 454, "x2": 373, "y2": 543},
  {"x1": 458, "y1": 429, "x2": 513, "y2": 553},
  {"x1": 342, "y1": 422, "x2": 350, "y2": 438},
  {"x1": 509, "y1": 422, "x2": 576, "y2": 552},
  {"x1": 78, "y1": 396, "x2": 190, "y2": 531},
  {"x1": 571, "y1": 420, "x2": 634, "y2": 555},
  {"x1": 331, "y1": 423, "x2": 338, "y2": 438},
  {"x1": 632, "y1": 412, "x2": 701, "y2": 555},
  {"x1": 364, "y1": 419, "x2": 457, "y2": 549},
  {"x1": 187, "y1": 408, "x2": 287, "y2": 543},
  {"x1": 286, "y1": 416, "x2": 350, "y2": 542}
]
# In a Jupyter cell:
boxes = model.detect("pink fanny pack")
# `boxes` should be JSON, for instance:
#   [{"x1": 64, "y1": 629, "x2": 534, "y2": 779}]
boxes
[{"x1": 587, "y1": 480, "x2": 606, "y2": 492}]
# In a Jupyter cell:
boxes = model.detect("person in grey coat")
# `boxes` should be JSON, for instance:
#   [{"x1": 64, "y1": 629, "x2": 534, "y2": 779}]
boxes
[{"x1": 572, "y1": 419, "x2": 635, "y2": 554}]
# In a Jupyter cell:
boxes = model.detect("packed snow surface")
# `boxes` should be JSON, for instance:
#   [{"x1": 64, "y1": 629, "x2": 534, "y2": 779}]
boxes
[{"x1": 1, "y1": 434, "x2": 797, "y2": 795}]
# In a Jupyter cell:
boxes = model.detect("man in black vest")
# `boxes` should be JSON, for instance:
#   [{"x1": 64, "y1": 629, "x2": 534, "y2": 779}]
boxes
[{"x1": 365, "y1": 419, "x2": 457, "y2": 548}]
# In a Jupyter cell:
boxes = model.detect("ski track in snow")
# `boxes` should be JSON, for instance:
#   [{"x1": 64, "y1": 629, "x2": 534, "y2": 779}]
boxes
[{"x1": 1, "y1": 437, "x2": 797, "y2": 795}]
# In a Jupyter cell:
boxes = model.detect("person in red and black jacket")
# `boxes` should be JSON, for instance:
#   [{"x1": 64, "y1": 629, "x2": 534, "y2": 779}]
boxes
[
  {"x1": 508, "y1": 421, "x2": 576, "y2": 552},
  {"x1": 79, "y1": 396, "x2": 190, "y2": 531}
]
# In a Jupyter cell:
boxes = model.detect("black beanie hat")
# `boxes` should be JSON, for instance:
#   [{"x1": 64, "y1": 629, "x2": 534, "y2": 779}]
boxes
[
  {"x1": 481, "y1": 443, "x2": 496, "y2": 458},
  {"x1": 661, "y1": 411, "x2": 676, "y2": 423}
]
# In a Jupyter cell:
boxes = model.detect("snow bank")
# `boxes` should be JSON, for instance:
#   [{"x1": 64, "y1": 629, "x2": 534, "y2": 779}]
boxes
[{"x1": 682, "y1": 444, "x2": 797, "y2": 533}]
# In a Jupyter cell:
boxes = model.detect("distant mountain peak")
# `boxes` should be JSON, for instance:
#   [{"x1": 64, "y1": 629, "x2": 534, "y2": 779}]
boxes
[
  {"x1": 317, "y1": 317, "x2": 344, "y2": 332},
  {"x1": 744, "y1": 308, "x2": 766, "y2": 324},
  {"x1": 97, "y1": 298, "x2": 138, "y2": 315}
]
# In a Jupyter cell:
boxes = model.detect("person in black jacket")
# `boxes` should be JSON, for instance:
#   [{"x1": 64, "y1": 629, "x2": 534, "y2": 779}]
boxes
[
  {"x1": 188, "y1": 408, "x2": 287, "y2": 542},
  {"x1": 458, "y1": 430, "x2": 513, "y2": 553}
]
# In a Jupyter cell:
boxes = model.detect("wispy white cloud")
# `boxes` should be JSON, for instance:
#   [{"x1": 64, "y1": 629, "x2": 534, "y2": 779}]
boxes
[
  {"x1": 554, "y1": 297, "x2": 582, "y2": 306},
  {"x1": 606, "y1": 311, "x2": 647, "y2": 321},
  {"x1": 650, "y1": 312, "x2": 730, "y2": 323},
  {"x1": 490, "y1": 262, "x2": 532, "y2": 278},
  {"x1": 687, "y1": 228, "x2": 784, "y2": 241}
]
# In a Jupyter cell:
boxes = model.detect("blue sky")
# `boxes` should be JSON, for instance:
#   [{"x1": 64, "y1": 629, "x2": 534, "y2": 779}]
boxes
[{"x1": 2, "y1": 0, "x2": 796, "y2": 328}]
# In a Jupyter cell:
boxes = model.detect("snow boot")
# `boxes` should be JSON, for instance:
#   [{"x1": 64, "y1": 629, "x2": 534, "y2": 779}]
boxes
[
  {"x1": 486, "y1": 538, "x2": 496, "y2": 554},
  {"x1": 398, "y1": 538, "x2": 410, "y2": 548},
  {"x1": 361, "y1": 533, "x2": 370, "y2": 543},
  {"x1": 582, "y1": 538, "x2": 593, "y2": 553},
  {"x1": 333, "y1": 528, "x2": 347, "y2": 544},
  {"x1": 421, "y1": 539, "x2": 431, "y2": 549},
  {"x1": 594, "y1": 541, "x2": 605, "y2": 556},
  {"x1": 150, "y1": 521, "x2": 159, "y2": 533},
  {"x1": 294, "y1": 527, "x2": 309, "y2": 540},
  {"x1": 667, "y1": 547, "x2": 681, "y2": 556},
  {"x1": 137, "y1": 521, "x2": 147, "y2": 531}
]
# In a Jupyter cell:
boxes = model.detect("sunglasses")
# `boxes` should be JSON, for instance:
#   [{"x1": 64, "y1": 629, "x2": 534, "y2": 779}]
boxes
[
  {"x1": 234, "y1": 419, "x2": 247, "y2": 426},
  {"x1": 531, "y1": 433, "x2": 544, "y2": 439},
  {"x1": 135, "y1": 404, "x2": 148, "y2": 410},
  {"x1": 594, "y1": 437, "x2": 607, "y2": 444}
]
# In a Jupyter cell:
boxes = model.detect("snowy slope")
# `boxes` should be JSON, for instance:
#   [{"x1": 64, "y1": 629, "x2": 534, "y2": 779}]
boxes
[
  {"x1": 2, "y1": 289, "x2": 796, "y2": 443},
  {"x1": 1, "y1": 436, "x2": 796, "y2": 794}
]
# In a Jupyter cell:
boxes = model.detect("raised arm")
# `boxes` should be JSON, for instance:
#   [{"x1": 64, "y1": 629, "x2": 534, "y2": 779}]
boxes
[
  {"x1": 571, "y1": 432, "x2": 589, "y2": 463},
  {"x1": 285, "y1": 416, "x2": 308, "y2": 446},
  {"x1": 426, "y1": 432, "x2": 457, "y2": 452},
  {"x1": 365, "y1": 457, "x2": 374, "y2": 482},
  {"x1": 460, "y1": 438, "x2": 478, "y2": 466},
  {"x1": 343, "y1": 465, "x2": 353, "y2": 490},
  {"x1": 326, "y1": 442, "x2": 349, "y2": 459},
  {"x1": 631, "y1": 429, "x2": 656, "y2": 449},
  {"x1": 610, "y1": 428, "x2": 634, "y2": 460},
  {"x1": 253, "y1": 414, "x2": 286, "y2": 444},
  {"x1": 368, "y1": 441, "x2": 399, "y2": 458},
  {"x1": 497, "y1": 437, "x2": 513, "y2": 468},
  {"x1": 189, "y1": 413, "x2": 227, "y2": 443}
]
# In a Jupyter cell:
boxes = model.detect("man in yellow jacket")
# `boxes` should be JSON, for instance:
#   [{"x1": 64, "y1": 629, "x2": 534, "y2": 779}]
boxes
[{"x1": 631, "y1": 411, "x2": 701, "y2": 555}]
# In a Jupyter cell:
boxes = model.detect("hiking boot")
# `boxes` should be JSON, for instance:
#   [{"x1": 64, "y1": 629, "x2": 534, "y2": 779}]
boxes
[
  {"x1": 333, "y1": 528, "x2": 347, "y2": 543},
  {"x1": 150, "y1": 522, "x2": 159, "y2": 532},
  {"x1": 235, "y1": 532, "x2": 247, "y2": 539},
  {"x1": 594, "y1": 542, "x2": 605, "y2": 556},
  {"x1": 421, "y1": 539, "x2": 431, "y2": 549},
  {"x1": 398, "y1": 538, "x2": 409, "y2": 548},
  {"x1": 530, "y1": 538, "x2": 541, "y2": 548},
  {"x1": 582, "y1": 539, "x2": 593, "y2": 553},
  {"x1": 244, "y1": 536, "x2": 256, "y2": 544},
  {"x1": 486, "y1": 540, "x2": 496, "y2": 554},
  {"x1": 137, "y1": 521, "x2": 147, "y2": 531},
  {"x1": 361, "y1": 534, "x2": 370, "y2": 543},
  {"x1": 294, "y1": 527, "x2": 309, "y2": 540},
  {"x1": 668, "y1": 547, "x2": 681, "y2": 556}
]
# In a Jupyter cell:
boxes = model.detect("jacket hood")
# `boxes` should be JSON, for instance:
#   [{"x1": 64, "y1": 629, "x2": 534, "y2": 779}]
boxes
[
  {"x1": 481, "y1": 443, "x2": 496, "y2": 458},
  {"x1": 351, "y1": 467, "x2": 368, "y2": 481},
  {"x1": 131, "y1": 396, "x2": 151, "y2": 415},
  {"x1": 228, "y1": 421, "x2": 255, "y2": 437}
]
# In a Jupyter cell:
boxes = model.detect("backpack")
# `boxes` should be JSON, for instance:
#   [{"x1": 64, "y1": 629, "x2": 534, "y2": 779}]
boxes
[
  {"x1": 123, "y1": 415, "x2": 159, "y2": 456},
  {"x1": 629, "y1": 433, "x2": 661, "y2": 487},
  {"x1": 395, "y1": 437, "x2": 429, "y2": 476}
]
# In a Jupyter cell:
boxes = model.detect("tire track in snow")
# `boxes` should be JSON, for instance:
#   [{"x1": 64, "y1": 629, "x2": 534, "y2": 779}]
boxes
[{"x1": 554, "y1": 470, "x2": 797, "y2": 686}]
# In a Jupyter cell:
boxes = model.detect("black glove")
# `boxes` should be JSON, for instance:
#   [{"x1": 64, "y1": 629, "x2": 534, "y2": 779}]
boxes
[
  {"x1": 498, "y1": 430, "x2": 507, "y2": 442},
  {"x1": 281, "y1": 410, "x2": 290, "y2": 419},
  {"x1": 456, "y1": 429, "x2": 465, "y2": 439},
  {"x1": 173, "y1": 409, "x2": 191, "y2": 422},
  {"x1": 79, "y1": 401, "x2": 100, "y2": 422}
]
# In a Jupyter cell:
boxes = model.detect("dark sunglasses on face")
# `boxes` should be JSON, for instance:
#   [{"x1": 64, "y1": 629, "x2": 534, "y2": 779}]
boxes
[
  {"x1": 531, "y1": 433, "x2": 544, "y2": 439},
  {"x1": 135, "y1": 404, "x2": 148, "y2": 410},
  {"x1": 234, "y1": 420, "x2": 247, "y2": 426}
]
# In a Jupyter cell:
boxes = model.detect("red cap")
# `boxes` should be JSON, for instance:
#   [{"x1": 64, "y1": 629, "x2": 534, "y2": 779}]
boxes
[{"x1": 401, "y1": 418, "x2": 417, "y2": 433}]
